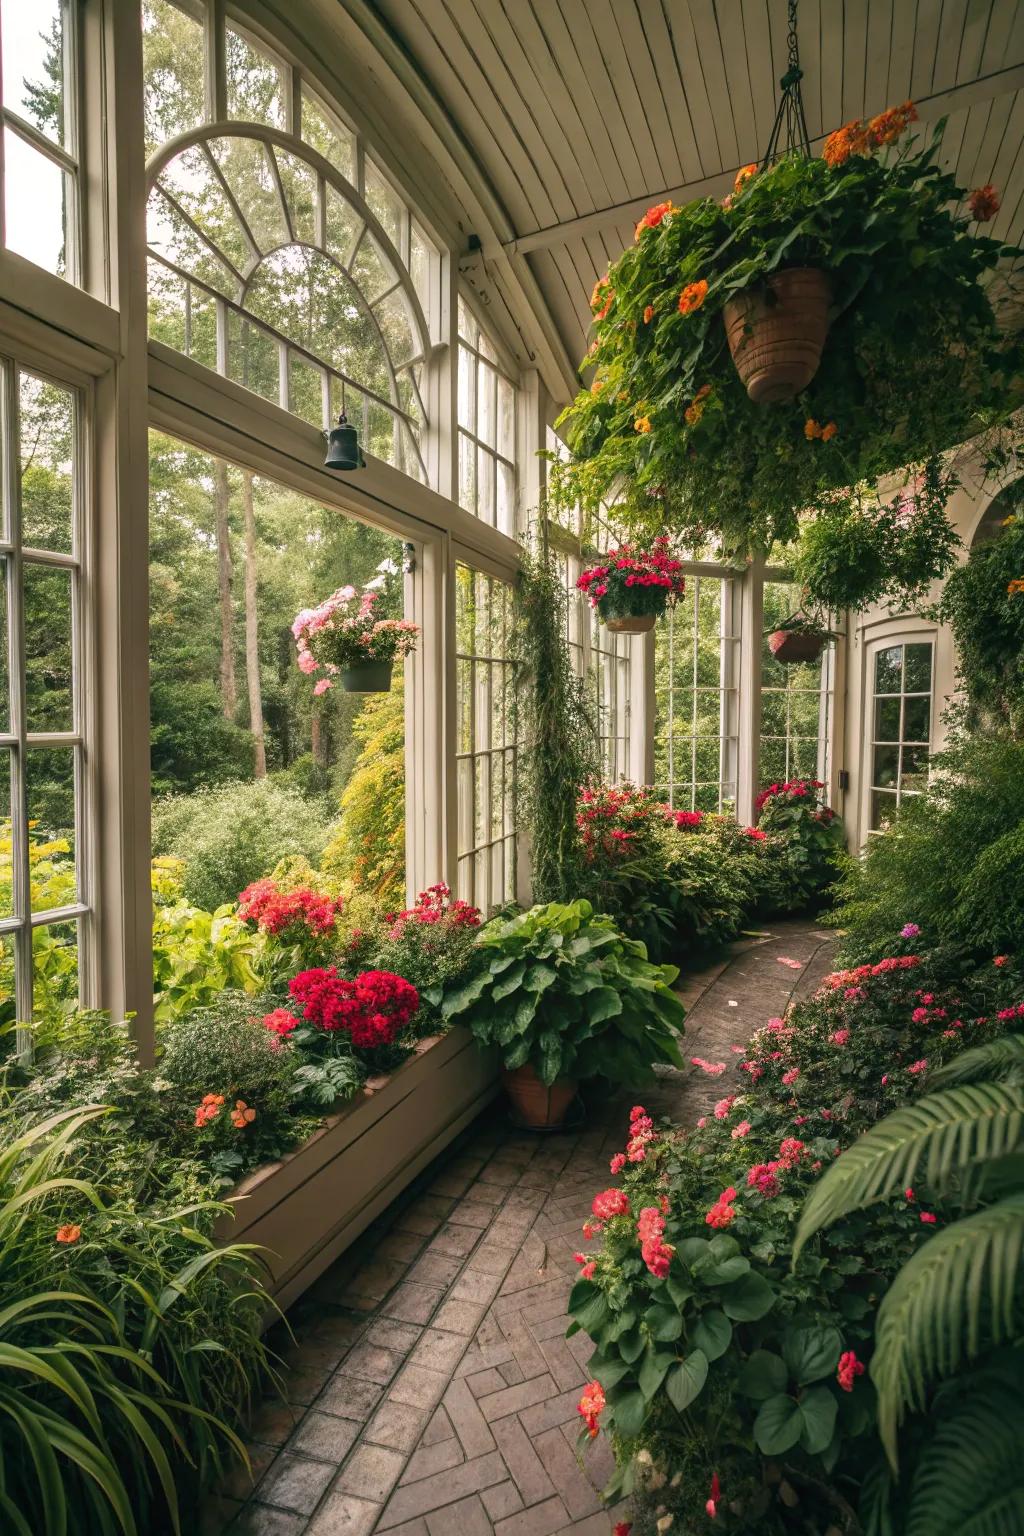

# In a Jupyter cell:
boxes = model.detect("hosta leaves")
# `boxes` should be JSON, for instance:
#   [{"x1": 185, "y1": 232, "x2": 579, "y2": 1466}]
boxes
[
  {"x1": 664, "y1": 1349, "x2": 709, "y2": 1412},
  {"x1": 782, "y1": 1323, "x2": 843, "y2": 1386},
  {"x1": 691, "y1": 1308, "x2": 731, "y2": 1362},
  {"x1": 719, "y1": 1271, "x2": 775, "y2": 1321},
  {"x1": 586, "y1": 1352, "x2": 632, "y2": 1392},
  {"x1": 638, "y1": 1346, "x2": 675, "y2": 1400},
  {"x1": 872, "y1": 1191, "x2": 1024, "y2": 1464},
  {"x1": 607, "y1": 1384, "x2": 647, "y2": 1438},
  {"x1": 754, "y1": 1386, "x2": 837, "y2": 1456},
  {"x1": 795, "y1": 1084, "x2": 1024, "y2": 1256},
  {"x1": 739, "y1": 1349, "x2": 788, "y2": 1400},
  {"x1": 647, "y1": 1305, "x2": 684, "y2": 1343}
]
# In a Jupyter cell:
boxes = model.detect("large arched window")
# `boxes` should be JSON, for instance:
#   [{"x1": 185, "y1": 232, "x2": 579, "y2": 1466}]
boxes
[{"x1": 147, "y1": 126, "x2": 432, "y2": 481}]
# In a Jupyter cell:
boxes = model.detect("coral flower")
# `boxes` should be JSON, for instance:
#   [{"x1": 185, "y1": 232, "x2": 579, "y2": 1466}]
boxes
[
  {"x1": 56, "y1": 1224, "x2": 81, "y2": 1245},
  {"x1": 642, "y1": 304, "x2": 654, "y2": 324},
  {"x1": 577, "y1": 1380, "x2": 605, "y2": 1438},
  {"x1": 805, "y1": 418, "x2": 822, "y2": 440},
  {"x1": 634, "y1": 200, "x2": 674, "y2": 239},
  {"x1": 231, "y1": 1100, "x2": 257, "y2": 1128},
  {"x1": 734, "y1": 162, "x2": 757, "y2": 192},
  {"x1": 1008, "y1": 579, "x2": 1024, "y2": 596},
  {"x1": 678, "y1": 279, "x2": 708, "y2": 315},
  {"x1": 820, "y1": 421, "x2": 839, "y2": 442},
  {"x1": 969, "y1": 184, "x2": 1000, "y2": 221}
]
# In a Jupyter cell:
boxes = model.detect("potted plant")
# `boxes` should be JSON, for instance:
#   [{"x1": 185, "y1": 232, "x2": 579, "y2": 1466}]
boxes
[
  {"x1": 551, "y1": 110, "x2": 1019, "y2": 563},
  {"x1": 765, "y1": 613, "x2": 830, "y2": 664},
  {"x1": 441, "y1": 899, "x2": 686, "y2": 1127},
  {"x1": 292, "y1": 559, "x2": 418, "y2": 694},
  {"x1": 577, "y1": 535, "x2": 686, "y2": 633}
]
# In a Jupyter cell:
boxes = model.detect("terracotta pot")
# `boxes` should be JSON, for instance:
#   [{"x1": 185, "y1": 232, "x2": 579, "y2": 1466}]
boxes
[
  {"x1": 502, "y1": 1064, "x2": 577, "y2": 1128},
  {"x1": 723, "y1": 268, "x2": 832, "y2": 404},
  {"x1": 339, "y1": 658, "x2": 394, "y2": 693},
  {"x1": 604, "y1": 612, "x2": 657, "y2": 634},
  {"x1": 768, "y1": 628, "x2": 827, "y2": 664}
]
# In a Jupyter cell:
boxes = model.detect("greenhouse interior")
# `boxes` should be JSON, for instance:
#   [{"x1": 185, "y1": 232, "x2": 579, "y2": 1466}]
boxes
[{"x1": 1, "y1": 0, "x2": 1024, "y2": 1532}]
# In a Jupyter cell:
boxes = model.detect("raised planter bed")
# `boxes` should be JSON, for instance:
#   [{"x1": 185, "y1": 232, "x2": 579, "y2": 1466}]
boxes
[{"x1": 215, "y1": 1027, "x2": 499, "y2": 1313}]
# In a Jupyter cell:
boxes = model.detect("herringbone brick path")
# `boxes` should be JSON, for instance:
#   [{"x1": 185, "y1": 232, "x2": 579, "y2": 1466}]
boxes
[{"x1": 212, "y1": 920, "x2": 836, "y2": 1536}]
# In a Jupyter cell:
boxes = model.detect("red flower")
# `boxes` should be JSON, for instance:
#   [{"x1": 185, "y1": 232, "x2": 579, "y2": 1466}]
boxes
[
  {"x1": 577, "y1": 1380, "x2": 605, "y2": 1437},
  {"x1": 263, "y1": 1007, "x2": 299, "y2": 1037},
  {"x1": 634, "y1": 200, "x2": 674, "y2": 239},
  {"x1": 238, "y1": 879, "x2": 340, "y2": 941},
  {"x1": 591, "y1": 1188, "x2": 630, "y2": 1223},
  {"x1": 289, "y1": 967, "x2": 419, "y2": 1048},
  {"x1": 837, "y1": 1350, "x2": 865, "y2": 1392},
  {"x1": 920, "y1": 1211, "x2": 937, "y2": 1224},
  {"x1": 969, "y1": 184, "x2": 1000, "y2": 221}
]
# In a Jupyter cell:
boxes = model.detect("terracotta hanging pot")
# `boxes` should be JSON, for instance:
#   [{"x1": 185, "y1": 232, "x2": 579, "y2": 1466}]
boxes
[
  {"x1": 767, "y1": 627, "x2": 827, "y2": 664},
  {"x1": 604, "y1": 612, "x2": 657, "y2": 635},
  {"x1": 502, "y1": 1064, "x2": 578, "y2": 1129},
  {"x1": 723, "y1": 268, "x2": 832, "y2": 404},
  {"x1": 339, "y1": 659, "x2": 394, "y2": 692}
]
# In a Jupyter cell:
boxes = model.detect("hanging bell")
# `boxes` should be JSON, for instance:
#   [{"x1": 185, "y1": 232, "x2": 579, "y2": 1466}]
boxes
[{"x1": 324, "y1": 412, "x2": 366, "y2": 471}]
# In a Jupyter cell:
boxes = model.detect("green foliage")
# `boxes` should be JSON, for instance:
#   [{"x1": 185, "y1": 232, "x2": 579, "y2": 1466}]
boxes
[
  {"x1": 320, "y1": 675, "x2": 405, "y2": 906},
  {"x1": 151, "y1": 778, "x2": 334, "y2": 912},
  {"x1": 830, "y1": 729, "x2": 1024, "y2": 961},
  {"x1": 0, "y1": 1103, "x2": 268, "y2": 1534},
  {"x1": 441, "y1": 899, "x2": 685, "y2": 1085},
  {"x1": 553, "y1": 122, "x2": 1020, "y2": 559},
  {"x1": 513, "y1": 536, "x2": 600, "y2": 903},
  {"x1": 756, "y1": 779, "x2": 846, "y2": 908},
  {"x1": 150, "y1": 680, "x2": 255, "y2": 796},
  {"x1": 151, "y1": 888, "x2": 262, "y2": 1027},
  {"x1": 939, "y1": 504, "x2": 1024, "y2": 731},
  {"x1": 793, "y1": 461, "x2": 961, "y2": 614}
]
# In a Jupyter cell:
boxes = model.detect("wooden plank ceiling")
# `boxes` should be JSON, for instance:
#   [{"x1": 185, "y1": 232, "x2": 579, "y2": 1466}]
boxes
[{"x1": 368, "y1": 0, "x2": 1024, "y2": 370}]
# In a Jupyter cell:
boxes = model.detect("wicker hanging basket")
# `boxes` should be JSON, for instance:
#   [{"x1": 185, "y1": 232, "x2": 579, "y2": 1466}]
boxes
[
  {"x1": 604, "y1": 613, "x2": 657, "y2": 634},
  {"x1": 767, "y1": 627, "x2": 827, "y2": 664},
  {"x1": 723, "y1": 268, "x2": 832, "y2": 404}
]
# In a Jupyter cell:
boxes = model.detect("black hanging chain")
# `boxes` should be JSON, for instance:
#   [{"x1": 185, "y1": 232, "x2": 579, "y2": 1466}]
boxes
[{"x1": 760, "y1": 0, "x2": 812, "y2": 167}]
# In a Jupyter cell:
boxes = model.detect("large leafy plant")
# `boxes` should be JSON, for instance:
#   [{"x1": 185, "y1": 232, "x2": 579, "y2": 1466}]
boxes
[
  {"x1": 441, "y1": 899, "x2": 685, "y2": 1084},
  {"x1": 553, "y1": 112, "x2": 1021, "y2": 560},
  {"x1": 939, "y1": 494, "x2": 1024, "y2": 732}
]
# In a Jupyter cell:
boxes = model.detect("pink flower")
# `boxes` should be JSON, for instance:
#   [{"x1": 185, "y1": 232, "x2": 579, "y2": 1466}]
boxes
[
  {"x1": 296, "y1": 648, "x2": 318, "y2": 675},
  {"x1": 830, "y1": 1028, "x2": 850, "y2": 1045},
  {"x1": 696, "y1": 1115, "x2": 708, "y2": 1128},
  {"x1": 263, "y1": 1007, "x2": 299, "y2": 1037},
  {"x1": 609, "y1": 1152, "x2": 626, "y2": 1174},
  {"x1": 706, "y1": 1187, "x2": 737, "y2": 1228},
  {"x1": 713, "y1": 1096, "x2": 736, "y2": 1119},
  {"x1": 901, "y1": 923, "x2": 920, "y2": 938},
  {"x1": 782, "y1": 1068, "x2": 800, "y2": 1086},
  {"x1": 881, "y1": 1074, "x2": 890, "y2": 1085},
  {"x1": 994, "y1": 955, "x2": 1009, "y2": 967},
  {"x1": 313, "y1": 678, "x2": 332, "y2": 696},
  {"x1": 731, "y1": 1120, "x2": 751, "y2": 1139},
  {"x1": 591, "y1": 1188, "x2": 630, "y2": 1222},
  {"x1": 905, "y1": 1188, "x2": 915, "y2": 1200},
  {"x1": 579, "y1": 1261, "x2": 595, "y2": 1280},
  {"x1": 837, "y1": 1350, "x2": 865, "y2": 1392},
  {"x1": 908, "y1": 1059, "x2": 928, "y2": 1075},
  {"x1": 920, "y1": 1211, "x2": 937, "y2": 1224},
  {"x1": 747, "y1": 1162, "x2": 781, "y2": 1198},
  {"x1": 706, "y1": 1473, "x2": 721, "y2": 1520},
  {"x1": 691, "y1": 1056, "x2": 727, "y2": 1076}
]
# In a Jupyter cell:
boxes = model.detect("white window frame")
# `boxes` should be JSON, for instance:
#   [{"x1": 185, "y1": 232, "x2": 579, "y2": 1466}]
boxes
[
  {"x1": 456, "y1": 294, "x2": 518, "y2": 534},
  {"x1": 863, "y1": 632, "x2": 936, "y2": 835},
  {"x1": 654, "y1": 572, "x2": 740, "y2": 812}
]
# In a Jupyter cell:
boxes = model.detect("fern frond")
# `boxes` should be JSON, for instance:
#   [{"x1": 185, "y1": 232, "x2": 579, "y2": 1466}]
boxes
[
  {"x1": 794, "y1": 1084, "x2": 1024, "y2": 1256},
  {"x1": 960, "y1": 1487, "x2": 1024, "y2": 1536},
  {"x1": 872, "y1": 1192, "x2": 1024, "y2": 1464},
  {"x1": 932, "y1": 1034, "x2": 1024, "y2": 1087},
  {"x1": 905, "y1": 1364, "x2": 1024, "y2": 1536}
]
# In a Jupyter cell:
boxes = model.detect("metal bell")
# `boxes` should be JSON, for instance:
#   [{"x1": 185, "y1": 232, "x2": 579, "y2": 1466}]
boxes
[{"x1": 324, "y1": 412, "x2": 366, "y2": 471}]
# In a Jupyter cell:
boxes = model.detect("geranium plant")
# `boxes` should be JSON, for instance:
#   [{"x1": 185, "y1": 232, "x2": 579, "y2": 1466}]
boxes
[
  {"x1": 293, "y1": 559, "x2": 418, "y2": 694},
  {"x1": 552, "y1": 108, "x2": 1021, "y2": 562},
  {"x1": 577, "y1": 536, "x2": 686, "y2": 628},
  {"x1": 756, "y1": 778, "x2": 844, "y2": 906}
]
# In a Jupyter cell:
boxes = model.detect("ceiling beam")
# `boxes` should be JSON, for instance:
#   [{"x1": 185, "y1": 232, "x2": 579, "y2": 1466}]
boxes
[{"x1": 503, "y1": 62, "x2": 1024, "y2": 257}]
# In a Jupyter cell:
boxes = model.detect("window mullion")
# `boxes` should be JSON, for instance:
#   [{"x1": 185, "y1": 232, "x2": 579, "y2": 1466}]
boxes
[{"x1": 4, "y1": 361, "x2": 32, "y2": 1040}]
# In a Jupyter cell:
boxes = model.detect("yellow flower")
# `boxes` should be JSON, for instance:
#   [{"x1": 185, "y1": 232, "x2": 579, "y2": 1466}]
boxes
[
  {"x1": 1002, "y1": 514, "x2": 1016, "y2": 526},
  {"x1": 634, "y1": 416, "x2": 652, "y2": 434}
]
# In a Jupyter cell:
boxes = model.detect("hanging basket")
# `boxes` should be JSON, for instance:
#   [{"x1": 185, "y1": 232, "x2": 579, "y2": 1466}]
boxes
[
  {"x1": 502, "y1": 1065, "x2": 578, "y2": 1129},
  {"x1": 723, "y1": 268, "x2": 832, "y2": 404},
  {"x1": 604, "y1": 612, "x2": 657, "y2": 635},
  {"x1": 339, "y1": 659, "x2": 394, "y2": 693},
  {"x1": 768, "y1": 627, "x2": 827, "y2": 664}
]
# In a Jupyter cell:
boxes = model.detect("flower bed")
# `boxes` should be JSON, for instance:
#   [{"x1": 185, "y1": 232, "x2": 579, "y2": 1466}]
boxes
[{"x1": 567, "y1": 939, "x2": 1024, "y2": 1534}]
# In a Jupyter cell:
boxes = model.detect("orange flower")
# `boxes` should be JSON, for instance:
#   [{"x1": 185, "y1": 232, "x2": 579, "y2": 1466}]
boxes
[
  {"x1": 634, "y1": 415, "x2": 652, "y2": 434},
  {"x1": 820, "y1": 421, "x2": 839, "y2": 442},
  {"x1": 684, "y1": 402, "x2": 704, "y2": 425},
  {"x1": 867, "y1": 101, "x2": 917, "y2": 148},
  {"x1": 642, "y1": 304, "x2": 654, "y2": 324},
  {"x1": 969, "y1": 184, "x2": 1000, "y2": 222},
  {"x1": 1007, "y1": 578, "x2": 1024, "y2": 596},
  {"x1": 804, "y1": 418, "x2": 822, "y2": 440},
  {"x1": 56, "y1": 1224, "x2": 81, "y2": 1245},
  {"x1": 590, "y1": 278, "x2": 614, "y2": 322},
  {"x1": 822, "y1": 119, "x2": 870, "y2": 167},
  {"x1": 634, "y1": 200, "x2": 674, "y2": 240},
  {"x1": 678, "y1": 280, "x2": 708, "y2": 315},
  {"x1": 231, "y1": 1100, "x2": 257, "y2": 1129},
  {"x1": 734, "y1": 163, "x2": 758, "y2": 193}
]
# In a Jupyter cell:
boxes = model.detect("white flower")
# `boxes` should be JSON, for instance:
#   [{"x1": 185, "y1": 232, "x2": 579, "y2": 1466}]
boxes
[{"x1": 375, "y1": 558, "x2": 399, "y2": 575}]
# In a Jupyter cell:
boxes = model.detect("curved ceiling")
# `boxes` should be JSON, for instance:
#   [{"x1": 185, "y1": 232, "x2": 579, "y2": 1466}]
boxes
[{"x1": 365, "y1": 0, "x2": 1024, "y2": 390}]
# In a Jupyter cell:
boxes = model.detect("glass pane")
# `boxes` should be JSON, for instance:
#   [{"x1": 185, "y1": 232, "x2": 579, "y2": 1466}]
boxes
[
  {"x1": 227, "y1": 313, "x2": 280, "y2": 401},
  {"x1": 872, "y1": 744, "x2": 900, "y2": 789},
  {"x1": 901, "y1": 745, "x2": 929, "y2": 789},
  {"x1": 477, "y1": 447, "x2": 495, "y2": 527},
  {"x1": 275, "y1": 150, "x2": 319, "y2": 245},
  {"x1": 2, "y1": 0, "x2": 67, "y2": 145},
  {"x1": 375, "y1": 287, "x2": 417, "y2": 367},
  {"x1": 477, "y1": 361, "x2": 496, "y2": 449},
  {"x1": 158, "y1": 143, "x2": 250, "y2": 275},
  {"x1": 363, "y1": 158, "x2": 403, "y2": 250},
  {"x1": 288, "y1": 353, "x2": 325, "y2": 428},
  {"x1": 300, "y1": 87, "x2": 356, "y2": 183},
  {"x1": 458, "y1": 432, "x2": 476, "y2": 514},
  {"x1": 325, "y1": 187, "x2": 362, "y2": 267},
  {"x1": 458, "y1": 346, "x2": 475, "y2": 432},
  {"x1": 32, "y1": 919, "x2": 79, "y2": 1021},
  {"x1": 349, "y1": 230, "x2": 396, "y2": 305},
  {"x1": 874, "y1": 645, "x2": 903, "y2": 694},
  {"x1": 870, "y1": 788, "x2": 897, "y2": 831},
  {"x1": 4, "y1": 128, "x2": 69, "y2": 278},
  {"x1": 496, "y1": 374, "x2": 515, "y2": 460},
  {"x1": 497, "y1": 461, "x2": 515, "y2": 537},
  {"x1": 0, "y1": 749, "x2": 11, "y2": 919},
  {"x1": 24, "y1": 564, "x2": 73, "y2": 731},
  {"x1": 226, "y1": 28, "x2": 285, "y2": 128},
  {"x1": 410, "y1": 221, "x2": 433, "y2": 317},
  {"x1": 143, "y1": 0, "x2": 207, "y2": 159},
  {"x1": 19, "y1": 372, "x2": 73, "y2": 552},
  {"x1": 904, "y1": 642, "x2": 933, "y2": 694},
  {"x1": 903, "y1": 694, "x2": 930, "y2": 743},
  {"x1": 0, "y1": 932, "x2": 14, "y2": 1041},
  {"x1": 27, "y1": 749, "x2": 76, "y2": 895},
  {"x1": 874, "y1": 695, "x2": 901, "y2": 742}
]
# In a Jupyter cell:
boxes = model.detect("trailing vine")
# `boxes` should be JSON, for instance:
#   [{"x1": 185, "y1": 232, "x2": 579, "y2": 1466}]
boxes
[{"x1": 512, "y1": 527, "x2": 600, "y2": 903}]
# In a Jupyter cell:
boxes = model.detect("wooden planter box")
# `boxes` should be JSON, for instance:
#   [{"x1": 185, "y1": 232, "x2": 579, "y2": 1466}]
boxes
[{"x1": 215, "y1": 1028, "x2": 499, "y2": 1313}]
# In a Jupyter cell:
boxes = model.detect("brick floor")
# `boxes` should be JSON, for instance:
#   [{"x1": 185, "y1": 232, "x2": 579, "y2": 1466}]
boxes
[{"x1": 215, "y1": 920, "x2": 836, "y2": 1536}]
